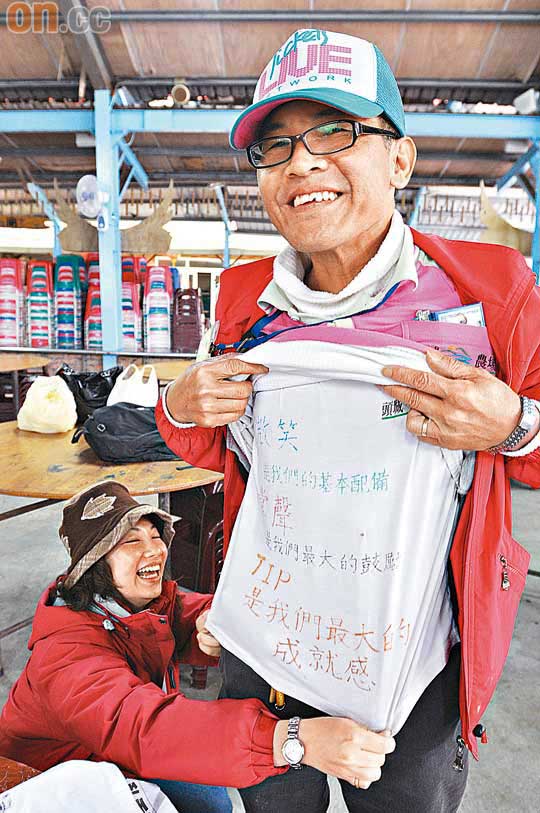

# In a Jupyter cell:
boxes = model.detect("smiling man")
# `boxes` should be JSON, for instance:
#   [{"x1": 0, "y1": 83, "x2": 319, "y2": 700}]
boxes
[{"x1": 158, "y1": 29, "x2": 540, "y2": 812}]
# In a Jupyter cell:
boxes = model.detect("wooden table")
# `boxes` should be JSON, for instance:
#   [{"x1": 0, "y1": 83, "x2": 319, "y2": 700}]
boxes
[
  {"x1": 0, "y1": 420, "x2": 222, "y2": 674},
  {"x1": 0, "y1": 353, "x2": 51, "y2": 412},
  {"x1": 152, "y1": 359, "x2": 194, "y2": 384},
  {"x1": 0, "y1": 420, "x2": 220, "y2": 504},
  {"x1": 0, "y1": 353, "x2": 51, "y2": 374}
]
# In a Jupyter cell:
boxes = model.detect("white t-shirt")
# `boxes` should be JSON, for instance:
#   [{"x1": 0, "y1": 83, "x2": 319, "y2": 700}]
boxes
[
  {"x1": 207, "y1": 340, "x2": 460, "y2": 735},
  {"x1": 0, "y1": 761, "x2": 175, "y2": 813}
]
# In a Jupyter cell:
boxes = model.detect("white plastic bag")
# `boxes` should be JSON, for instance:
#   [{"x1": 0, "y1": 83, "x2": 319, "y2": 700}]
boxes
[
  {"x1": 17, "y1": 376, "x2": 77, "y2": 433},
  {"x1": 0, "y1": 760, "x2": 177, "y2": 812},
  {"x1": 106, "y1": 364, "x2": 158, "y2": 407}
]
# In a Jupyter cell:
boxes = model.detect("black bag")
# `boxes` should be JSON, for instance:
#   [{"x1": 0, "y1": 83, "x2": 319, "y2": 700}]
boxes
[
  {"x1": 72, "y1": 402, "x2": 179, "y2": 463},
  {"x1": 57, "y1": 364, "x2": 123, "y2": 423}
]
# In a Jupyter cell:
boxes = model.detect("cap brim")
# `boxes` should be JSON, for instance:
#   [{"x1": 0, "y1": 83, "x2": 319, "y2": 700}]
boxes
[{"x1": 230, "y1": 88, "x2": 384, "y2": 149}]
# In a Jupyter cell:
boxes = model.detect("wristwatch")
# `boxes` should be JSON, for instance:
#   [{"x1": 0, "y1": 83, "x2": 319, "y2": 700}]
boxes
[
  {"x1": 281, "y1": 716, "x2": 305, "y2": 770},
  {"x1": 488, "y1": 396, "x2": 539, "y2": 454}
]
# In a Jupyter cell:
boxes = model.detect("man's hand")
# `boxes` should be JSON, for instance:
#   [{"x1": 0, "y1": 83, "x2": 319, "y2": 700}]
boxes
[
  {"x1": 195, "y1": 610, "x2": 221, "y2": 658},
  {"x1": 165, "y1": 354, "x2": 269, "y2": 427},
  {"x1": 273, "y1": 717, "x2": 395, "y2": 789},
  {"x1": 381, "y1": 348, "x2": 525, "y2": 451}
]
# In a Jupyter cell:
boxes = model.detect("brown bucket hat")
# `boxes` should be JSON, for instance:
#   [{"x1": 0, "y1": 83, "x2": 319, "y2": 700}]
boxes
[{"x1": 59, "y1": 481, "x2": 176, "y2": 589}]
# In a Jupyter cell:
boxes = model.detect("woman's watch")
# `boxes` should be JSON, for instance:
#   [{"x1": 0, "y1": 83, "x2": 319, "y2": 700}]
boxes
[
  {"x1": 488, "y1": 396, "x2": 539, "y2": 454},
  {"x1": 281, "y1": 716, "x2": 305, "y2": 770}
]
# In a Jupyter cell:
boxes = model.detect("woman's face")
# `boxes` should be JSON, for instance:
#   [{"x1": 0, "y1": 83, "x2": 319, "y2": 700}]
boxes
[{"x1": 105, "y1": 517, "x2": 168, "y2": 609}]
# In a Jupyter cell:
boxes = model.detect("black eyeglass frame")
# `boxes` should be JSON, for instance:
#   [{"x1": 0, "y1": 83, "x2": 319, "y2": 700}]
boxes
[{"x1": 246, "y1": 119, "x2": 400, "y2": 169}]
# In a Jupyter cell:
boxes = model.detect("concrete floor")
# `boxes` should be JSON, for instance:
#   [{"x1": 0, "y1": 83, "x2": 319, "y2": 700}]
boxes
[{"x1": 0, "y1": 486, "x2": 539, "y2": 812}]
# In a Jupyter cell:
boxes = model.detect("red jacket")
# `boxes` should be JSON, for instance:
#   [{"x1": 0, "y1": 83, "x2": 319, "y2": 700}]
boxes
[
  {"x1": 0, "y1": 581, "x2": 284, "y2": 787},
  {"x1": 156, "y1": 231, "x2": 540, "y2": 761}
]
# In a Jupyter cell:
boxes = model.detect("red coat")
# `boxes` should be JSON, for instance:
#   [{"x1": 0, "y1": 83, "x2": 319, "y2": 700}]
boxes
[
  {"x1": 156, "y1": 231, "x2": 539, "y2": 760},
  {"x1": 0, "y1": 581, "x2": 284, "y2": 787}
]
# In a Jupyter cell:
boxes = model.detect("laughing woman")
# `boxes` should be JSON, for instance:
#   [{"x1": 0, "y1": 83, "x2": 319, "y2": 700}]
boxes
[{"x1": 0, "y1": 481, "x2": 277, "y2": 812}]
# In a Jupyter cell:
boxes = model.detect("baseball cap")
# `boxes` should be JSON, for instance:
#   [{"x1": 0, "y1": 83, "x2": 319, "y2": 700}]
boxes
[
  {"x1": 59, "y1": 481, "x2": 176, "y2": 588},
  {"x1": 230, "y1": 29, "x2": 406, "y2": 150}
]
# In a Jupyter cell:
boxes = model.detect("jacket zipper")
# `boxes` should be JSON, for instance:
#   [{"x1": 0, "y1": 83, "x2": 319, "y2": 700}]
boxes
[
  {"x1": 452, "y1": 735, "x2": 466, "y2": 771},
  {"x1": 499, "y1": 555, "x2": 526, "y2": 591}
]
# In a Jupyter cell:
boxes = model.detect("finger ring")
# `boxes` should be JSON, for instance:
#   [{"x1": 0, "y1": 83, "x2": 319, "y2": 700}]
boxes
[
  {"x1": 353, "y1": 777, "x2": 362, "y2": 789},
  {"x1": 421, "y1": 416, "x2": 430, "y2": 438}
]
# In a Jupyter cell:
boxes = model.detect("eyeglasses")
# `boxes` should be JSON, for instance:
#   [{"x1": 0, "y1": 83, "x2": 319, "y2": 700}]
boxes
[{"x1": 247, "y1": 119, "x2": 400, "y2": 169}]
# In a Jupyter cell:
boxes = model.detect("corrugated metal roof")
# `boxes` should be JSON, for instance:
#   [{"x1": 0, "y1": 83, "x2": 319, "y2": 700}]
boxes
[{"x1": 0, "y1": 2, "x2": 538, "y2": 230}]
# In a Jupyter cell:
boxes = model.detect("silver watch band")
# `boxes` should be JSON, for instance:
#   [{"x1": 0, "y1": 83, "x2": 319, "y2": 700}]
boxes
[
  {"x1": 489, "y1": 396, "x2": 538, "y2": 454},
  {"x1": 287, "y1": 716, "x2": 301, "y2": 740}
]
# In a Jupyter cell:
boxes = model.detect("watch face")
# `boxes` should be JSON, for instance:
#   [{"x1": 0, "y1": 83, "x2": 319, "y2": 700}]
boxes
[{"x1": 283, "y1": 738, "x2": 304, "y2": 765}]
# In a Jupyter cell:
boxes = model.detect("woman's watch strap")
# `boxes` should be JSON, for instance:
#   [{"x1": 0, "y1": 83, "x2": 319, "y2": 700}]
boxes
[{"x1": 488, "y1": 396, "x2": 539, "y2": 454}]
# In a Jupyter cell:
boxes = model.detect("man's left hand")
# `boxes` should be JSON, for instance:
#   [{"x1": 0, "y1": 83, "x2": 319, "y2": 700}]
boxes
[{"x1": 381, "y1": 349, "x2": 522, "y2": 451}]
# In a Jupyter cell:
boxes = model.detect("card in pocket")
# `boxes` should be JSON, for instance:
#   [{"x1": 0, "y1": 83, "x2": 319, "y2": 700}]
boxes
[{"x1": 401, "y1": 320, "x2": 496, "y2": 374}]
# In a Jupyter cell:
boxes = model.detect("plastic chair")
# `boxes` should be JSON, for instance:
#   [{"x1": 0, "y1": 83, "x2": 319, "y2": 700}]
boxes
[{"x1": 169, "y1": 482, "x2": 224, "y2": 689}]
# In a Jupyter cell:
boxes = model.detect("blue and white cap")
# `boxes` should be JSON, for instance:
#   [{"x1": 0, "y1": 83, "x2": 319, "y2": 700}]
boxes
[{"x1": 230, "y1": 29, "x2": 406, "y2": 149}]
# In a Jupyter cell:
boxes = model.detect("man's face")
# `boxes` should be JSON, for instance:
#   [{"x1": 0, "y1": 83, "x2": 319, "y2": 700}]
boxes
[{"x1": 256, "y1": 100, "x2": 412, "y2": 255}]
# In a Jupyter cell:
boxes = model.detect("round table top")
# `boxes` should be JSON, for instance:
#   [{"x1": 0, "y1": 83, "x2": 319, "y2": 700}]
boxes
[
  {"x1": 152, "y1": 359, "x2": 195, "y2": 383},
  {"x1": 0, "y1": 354, "x2": 51, "y2": 374},
  {"x1": 0, "y1": 421, "x2": 222, "y2": 499}
]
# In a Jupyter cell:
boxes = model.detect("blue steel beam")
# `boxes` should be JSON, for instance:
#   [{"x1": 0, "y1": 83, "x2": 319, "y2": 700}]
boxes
[
  {"x1": 408, "y1": 186, "x2": 426, "y2": 228},
  {"x1": 117, "y1": 138, "x2": 149, "y2": 190},
  {"x1": 0, "y1": 110, "x2": 93, "y2": 133},
  {"x1": 111, "y1": 108, "x2": 235, "y2": 134},
  {"x1": 111, "y1": 110, "x2": 540, "y2": 140},
  {"x1": 27, "y1": 182, "x2": 62, "y2": 258},
  {"x1": 530, "y1": 145, "x2": 540, "y2": 285},
  {"x1": 496, "y1": 144, "x2": 539, "y2": 192},
  {"x1": 213, "y1": 185, "x2": 232, "y2": 268},
  {"x1": 405, "y1": 113, "x2": 540, "y2": 140},
  {"x1": 94, "y1": 89, "x2": 123, "y2": 366},
  {"x1": 0, "y1": 109, "x2": 539, "y2": 141},
  {"x1": 213, "y1": 186, "x2": 233, "y2": 232},
  {"x1": 119, "y1": 166, "x2": 136, "y2": 202},
  {"x1": 515, "y1": 174, "x2": 536, "y2": 205}
]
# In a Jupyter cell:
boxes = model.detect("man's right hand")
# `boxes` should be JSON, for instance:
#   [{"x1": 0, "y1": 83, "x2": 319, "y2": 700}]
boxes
[
  {"x1": 165, "y1": 355, "x2": 269, "y2": 427},
  {"x1": 273, "y1": 717, "x2": 395, "y2": 789}
]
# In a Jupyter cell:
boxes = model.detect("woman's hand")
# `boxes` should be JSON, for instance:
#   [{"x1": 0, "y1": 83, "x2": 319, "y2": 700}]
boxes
[
  {"x1": 273, "y1": 717, "x2": 395, "y2": 789},
  {"x1": 195, "y1": 610, "x2": 221, "y2": 658}
]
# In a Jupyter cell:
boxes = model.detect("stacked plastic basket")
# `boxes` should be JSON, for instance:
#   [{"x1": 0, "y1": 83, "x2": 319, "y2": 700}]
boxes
[
  {"x1": 54, "y1": 254, "x2": 84, "y2": 350},
  {"x1": 0, "y1": 258, "x2": 25, "y2": 347},
  {"x1": 84, "y1": 285, "x2": 103, "y2": 350},
  {"x1": 27, "y1": 260, "x2": 54, "y2": 348},
  {"x1": 121, "y1": 256, "x2": 143, "y2": 352},
  {"x1": 143, "y1": 265, "x2": 172, "y2": 353},
  {"x1": 85, "y1": 252, "x2": 100, "y2": 288}
]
